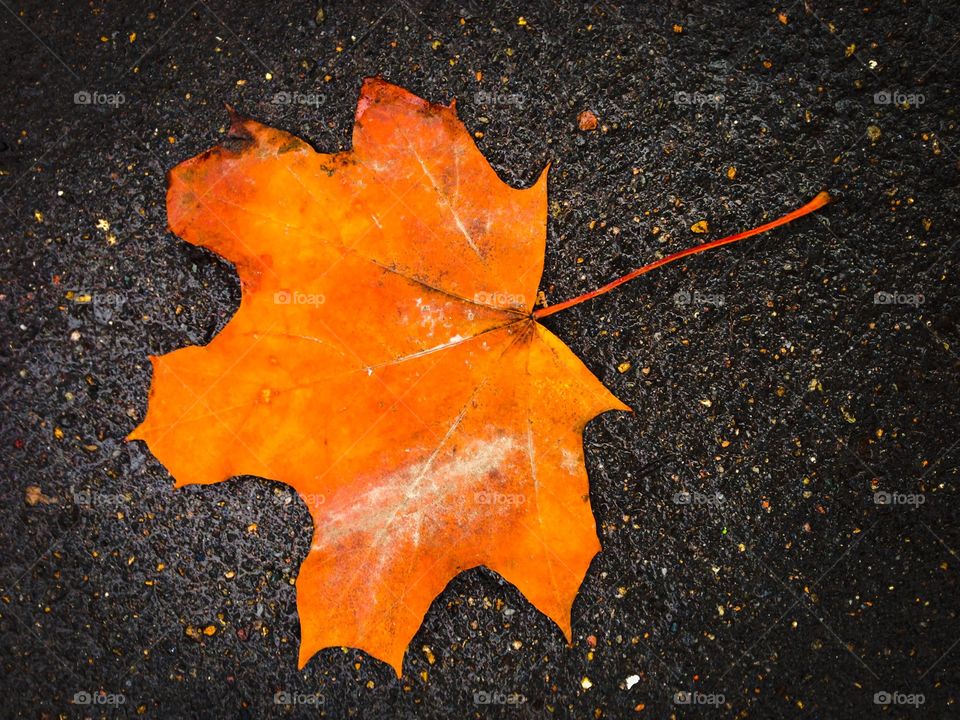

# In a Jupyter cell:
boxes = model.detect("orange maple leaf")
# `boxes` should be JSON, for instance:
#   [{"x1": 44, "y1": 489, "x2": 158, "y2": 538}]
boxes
[
  {"x1": 130, "y1": 78, "x2": 628, "y2": 674},
  {"x1": 129, "y1": 78, "x2": 830, "y2": 675}
]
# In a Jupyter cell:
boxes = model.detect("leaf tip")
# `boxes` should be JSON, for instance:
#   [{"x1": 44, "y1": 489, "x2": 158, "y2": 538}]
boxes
[
  {"x1": 534, "y1": 161, "x2": 551, "y2": 190},
  {"x1": 222, "y1": 104, "x2": 256, "y2": 148},
  {"x1": 557, "y1": 613, "x2": 575, "y2": 647},
  {"x1": 225, "y1": 102, "x2": 242, "y2": 128},
  {"x1": 385, "y1": 657, "x2": 404, "y2": 679},
  {"x1": 224, "y1": 102, "x2": 240, "y2": 123},
  {"x1": 600, "y1": 387, "x2": 632, "y2": 415}
]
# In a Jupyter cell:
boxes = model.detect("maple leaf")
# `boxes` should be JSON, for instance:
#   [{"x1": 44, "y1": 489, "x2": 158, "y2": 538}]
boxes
[
  {"x1": 129, "y1": 78, "x2": 830, "y2": 674},
  {"x1": 130, "y1": 78, "x2": 628, "y2": 674}
]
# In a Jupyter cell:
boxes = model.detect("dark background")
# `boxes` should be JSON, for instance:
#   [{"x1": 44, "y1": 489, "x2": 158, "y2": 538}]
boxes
[{"x1": 1, "y1": 0, "x2": 957, "y2": 718}]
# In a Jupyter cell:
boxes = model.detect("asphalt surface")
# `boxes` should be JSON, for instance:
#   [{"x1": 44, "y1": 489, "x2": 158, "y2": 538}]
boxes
[{"x1": 1, "y1": 1, "x2": 958, "y2": 718}]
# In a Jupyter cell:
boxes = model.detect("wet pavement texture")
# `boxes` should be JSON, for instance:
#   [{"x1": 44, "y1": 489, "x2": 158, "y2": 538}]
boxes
[{"x1": 1, "y1": 1, "x2": 958, "y2": 718}]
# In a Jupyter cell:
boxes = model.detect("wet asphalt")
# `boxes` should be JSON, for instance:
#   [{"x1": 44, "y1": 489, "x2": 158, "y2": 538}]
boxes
[{"x1": 1, "y1": 1, "x2": 958, "y2": 718}]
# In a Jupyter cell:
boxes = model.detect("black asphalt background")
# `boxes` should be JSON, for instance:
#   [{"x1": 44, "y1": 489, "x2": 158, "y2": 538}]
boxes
[{"x1": 1, "y1": 1, "x2": 958, "y2": 718}]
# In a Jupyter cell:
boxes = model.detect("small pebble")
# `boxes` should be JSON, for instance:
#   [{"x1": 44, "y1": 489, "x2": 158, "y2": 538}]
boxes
[
  {"x1": 25, "y1": 485, "x2": 56, "y2": 505},
  {"x1": 577, "y1": 110, "x2": 598, "y2": 131}
]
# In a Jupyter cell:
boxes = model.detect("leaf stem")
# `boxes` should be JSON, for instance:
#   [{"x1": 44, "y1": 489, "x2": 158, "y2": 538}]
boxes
[{"x1": 533, "y1": 191, "x2": 832, "y2": 320}]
